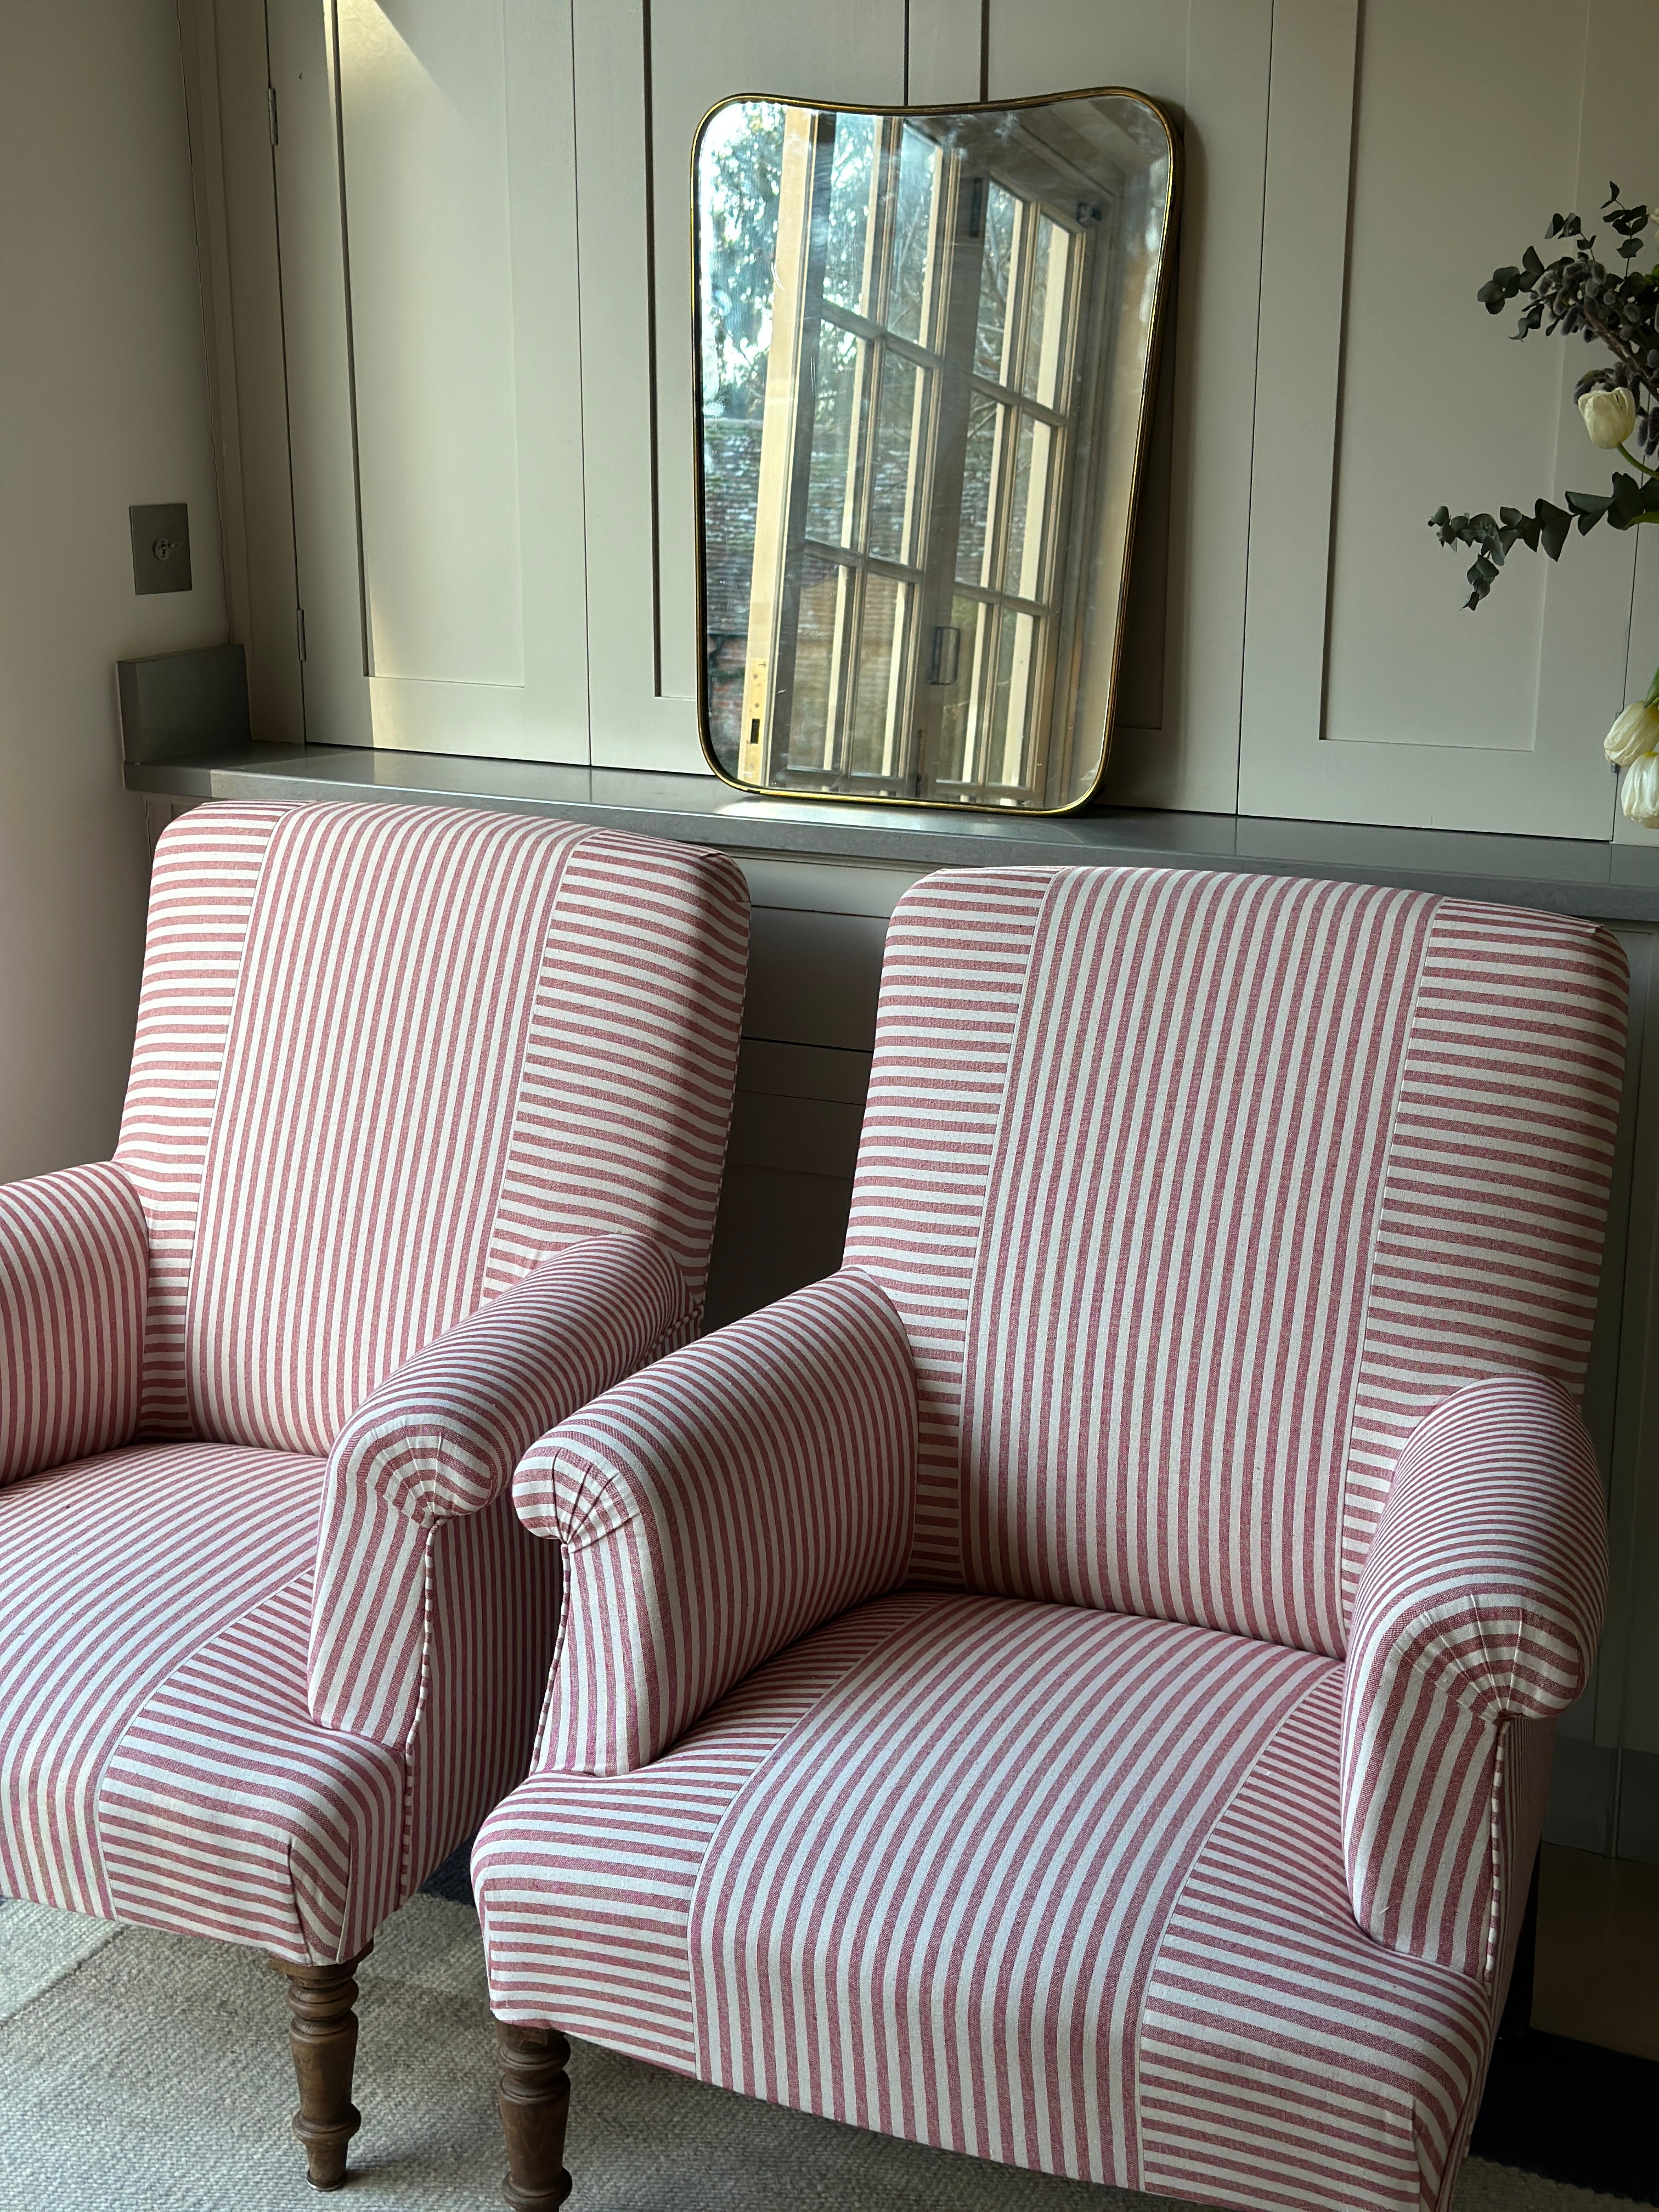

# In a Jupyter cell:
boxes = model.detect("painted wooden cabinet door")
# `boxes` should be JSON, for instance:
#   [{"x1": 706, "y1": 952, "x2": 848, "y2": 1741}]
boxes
[
  {"x1": 269, "y1": 0, "x2": 590, "y2": 759},
  {"x1": 1239, "y1": 0, "x2": 1657, "y2": 838}
]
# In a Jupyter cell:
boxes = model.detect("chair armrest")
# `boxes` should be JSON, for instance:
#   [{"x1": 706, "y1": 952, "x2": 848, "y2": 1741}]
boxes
[
  {"x1": 515, "y1": 1267, "x2": 917, "y2": 1777},
  {"x1": 0, "y1": 1162, "x2": 146, "y2": 1488},
  {"x1": 1340, "y1": 1373, "x2": 1606, "y2": 1979},
  {"x1": 307, "y1": 1232, "x2": 685, "y2": 1743}
]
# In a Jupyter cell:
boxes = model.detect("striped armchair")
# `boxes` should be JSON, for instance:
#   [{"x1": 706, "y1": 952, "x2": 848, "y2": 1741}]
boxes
[
  {"x1": 474, "y1": 864, "x2": 1621, "y2": 2212},
  {"x1": 0, "y1": 800, "x2": 748, "y2": 2187}
]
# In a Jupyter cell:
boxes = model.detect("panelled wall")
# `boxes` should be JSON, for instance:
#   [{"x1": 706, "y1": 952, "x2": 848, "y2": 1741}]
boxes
[{"x1": 191, "y1": 0, "x2": 1659, "y2": 834}]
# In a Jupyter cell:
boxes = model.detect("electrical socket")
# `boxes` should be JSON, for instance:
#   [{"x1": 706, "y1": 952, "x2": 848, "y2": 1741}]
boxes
[{"x1": 129, "y1": 504, "x2": 192, "y2": 595}]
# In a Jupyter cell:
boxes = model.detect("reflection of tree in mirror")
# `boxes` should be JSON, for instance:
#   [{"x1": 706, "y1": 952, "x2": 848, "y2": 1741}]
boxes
[
  {"x1": 974, "y1": 181, "x2": 1016, "y2": 380},
  {"x1": 701, "y1": 102, "x2": 785, "y2": 416},
  {"x1": 700, "y1": 103, "x2": 786, "y2": 764},
  {"x1": 822, "y1": 115, "x2": 877, "y2": 310}
]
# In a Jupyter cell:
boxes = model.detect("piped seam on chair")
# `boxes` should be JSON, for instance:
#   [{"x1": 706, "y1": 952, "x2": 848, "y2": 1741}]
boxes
[
  {"x1": 467, "y1": 825, "x2": 589, "y2": 1299},
  {"x1": 393, "y1": 1532, "x2": 437, "y2": 1905},
  {"x1": 1330, "y1": 904, "x2": 1440, "y2": 1651}
]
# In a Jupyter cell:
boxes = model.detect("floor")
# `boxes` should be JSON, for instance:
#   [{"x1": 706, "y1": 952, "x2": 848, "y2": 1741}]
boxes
[{"x1": 1532, "y1": 1843, "x2": 1659, "y2": 2060}]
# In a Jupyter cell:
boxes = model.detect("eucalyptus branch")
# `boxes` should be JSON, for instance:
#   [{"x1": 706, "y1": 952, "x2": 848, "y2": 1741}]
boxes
[
  {"x1": 1580, "y1": 311, "x2": 1659, "y2": 407},
  {"x1": 1432, "y1": 184, "x2": 1659, "y2": 607},
  {"x1": 1433, "y1": 185, "x2": 1659, "y2": 821},
  {"x1": 1430, "y1": 470, "x2": 1659, "y2": 606}
]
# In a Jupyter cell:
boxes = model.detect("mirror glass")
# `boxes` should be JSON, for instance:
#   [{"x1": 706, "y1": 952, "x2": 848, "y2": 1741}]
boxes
[{"x1": 694, "y1": 90, "x2": 1177, "y2": 813}]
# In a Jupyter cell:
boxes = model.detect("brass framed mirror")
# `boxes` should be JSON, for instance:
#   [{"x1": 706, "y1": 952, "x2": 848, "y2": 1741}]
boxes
[{"x1": 692, "y1": 87, "x2": 1179, "y2": 815}]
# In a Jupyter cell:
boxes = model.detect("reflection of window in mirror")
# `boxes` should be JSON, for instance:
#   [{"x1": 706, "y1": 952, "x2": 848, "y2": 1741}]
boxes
[
  {"x1": 697, "y1": 92, "x2": 1176, "y2": 812},
  {"x1": 702, "y1": 105, "x2": 1121, "y2": 806}
]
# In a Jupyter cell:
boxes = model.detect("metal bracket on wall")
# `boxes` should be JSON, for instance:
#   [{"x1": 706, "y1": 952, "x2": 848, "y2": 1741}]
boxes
[{"x1": 117, "y1": 644, "x2": 251, "y2": 763}]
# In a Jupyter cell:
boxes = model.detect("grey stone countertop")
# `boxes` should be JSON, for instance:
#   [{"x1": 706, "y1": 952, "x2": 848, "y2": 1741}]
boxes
[{"x1": 125, "y1": 743, "x2": 1659, "y2": 926}]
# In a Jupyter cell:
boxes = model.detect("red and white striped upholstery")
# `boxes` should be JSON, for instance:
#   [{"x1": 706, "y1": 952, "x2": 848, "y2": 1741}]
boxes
[
  {"x1": 513, "y1": 1269, "x2": 916, "y2": 1775},
  {"x1": 0, "y1": 1441, "x2": 394, "y2": 1957},
  {"x1": 477, "y1": 1597, "x2": 1493, "y2": 2212},
  {"x1": 1341, "y1": 1374, "x2": 1606, "y2": 1980},
  {"x1": 0, "y1": 800, "x2": 748, "y2": 1966},
  {"x1": 845, "y1": 868, "x2": 1623, "y2": 1631},
  {"x1": 478, "y1": 864, "x2": 1624, "y2": 2212},
  {"x1": 0, "y1": 1162, "x2": 146, "y2": 1488},
  {"x1": 308, "y1": 1231, "x2": 687, "y2": 1747}
]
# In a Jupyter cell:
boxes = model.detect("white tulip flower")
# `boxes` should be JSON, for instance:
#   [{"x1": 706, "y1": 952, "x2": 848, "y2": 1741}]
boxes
[
  {"x1": 1605, "y1": 699, "x2": 1659, "y2": 765},
  {"x1": 1580, "y1": 387, "x2": 1638, "y2": 450},
  {"x1": 1620, "y1": 751, "x2": 1659, "y2": 828}
]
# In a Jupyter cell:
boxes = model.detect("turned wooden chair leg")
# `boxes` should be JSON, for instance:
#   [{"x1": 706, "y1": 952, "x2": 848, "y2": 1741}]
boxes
[
  {"x1": 496, "y1": 2019, "x2": 572, "y2": 2212},
  {"x1": 272, "y1": 1944, "x2": 372, "y2": 2190}
]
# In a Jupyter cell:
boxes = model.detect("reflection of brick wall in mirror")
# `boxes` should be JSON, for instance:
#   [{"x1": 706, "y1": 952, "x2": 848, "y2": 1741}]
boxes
[{"x1": 692, "y1": 88, "x2": 1180, "y2": 815}]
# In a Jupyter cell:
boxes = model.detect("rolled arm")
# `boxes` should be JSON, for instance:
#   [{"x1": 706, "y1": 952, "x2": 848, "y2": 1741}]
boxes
[
  {"x1": 1341, "y1": 1373, "x2": 1606, "y2": 1979},
  {"x1": 515, "y1": 1267, "x2": 917, "y2": 1778},
  {"x1": 307, "y1": 1231, "x2": 685, "y2": 1743},
  {"x1": 0, "y1": 1161, "x2": 146, "y2": 1488}
]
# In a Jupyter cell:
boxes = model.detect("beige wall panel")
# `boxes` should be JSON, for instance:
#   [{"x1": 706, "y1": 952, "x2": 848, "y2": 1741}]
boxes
[
  {"x1": 907, "y1": 0, "x2": 985, "y2": 104},
  {"x1": 706, "y1": 1164, "x2": 857, "y2": 1327},
  {"x1": 185, "y1": 0, "x2": 306, "y2": 745},
  {"x1": 1234, "y1": 0, "x2": 1357, "y2": 808},
  {"x1": 985, "y1": 0, "x2": 1272, "y2": 815},
  {"x1": 0, "y1": 0, "x2": 224, "y2": 1177},
  {"x1": 338, "y1": 0, "x2": 528, "y2": 690},
  {"x1": 737, "y1": 857, "x2": 926, "y2": 918},
  {"x1": 1597, "y1": 929, "x2": 1659, "y2": 1760},
  {"x1": 1525, "y1": 4, "x2": 1652, "y2": 830},
  {"x1": 272, "y1": 0, "x2": 589, "y2": 760},
  {"x1": 710, "y1": 1030, "x2": 877, "y2": 1323},
  {"x1": 1241, "y1": 0, "x2": 1654, "y2": 835},
  {"x1": 351, "y1": 0, "x2": 589, "y2": 759},
  {"x1": 570, "y1": 2, "x2": 682, "y2": 768},
  {"x1": 1613, "y1": 528, "x2": 1659, "y2": 849},
  {"x1": 742, "y1": 907, "x2": 889, "y2": 1052},
  {"x1": 268, "y1": 0, "x2": 373, "y2": 748},
  {"x1": 728, "y1": 1090, "x2": 865, "y2": 1181},
  {"x1": 1571, "y1": 928, "x2": 1647, "y2": 1768},
  {"x1": 575, "y1": 0, "x2": 906, "y2": 772},
  {"x1": 177, "y1": 1, "x2": 252, "y2": 711},
  {"x1": 737, "y1": 1037, "x2": 873, "y2": 1108}
]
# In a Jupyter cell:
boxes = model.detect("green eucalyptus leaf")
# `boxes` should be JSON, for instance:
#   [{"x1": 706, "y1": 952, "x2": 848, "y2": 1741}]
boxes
[{"x1": 1537, "y1": 501, "x2": 1572, "y2": 560}]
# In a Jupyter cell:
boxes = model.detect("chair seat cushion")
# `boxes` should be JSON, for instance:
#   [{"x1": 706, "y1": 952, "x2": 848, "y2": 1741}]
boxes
[
  {"x1": 476, "y1": 1592, "x2": 1493, "y2": 2212},
  {"x1": 0, "y1": 1444, "x2": 403, "y2": 1963}
]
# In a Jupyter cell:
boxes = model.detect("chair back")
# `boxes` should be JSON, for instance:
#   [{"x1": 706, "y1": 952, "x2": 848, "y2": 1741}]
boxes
[
  {"x1": 843, "y1": 865, "x2": 1625, "y2": 1656},
  {"x1": 118, "y1": 802, "x2": 748, "y2": 1455}
]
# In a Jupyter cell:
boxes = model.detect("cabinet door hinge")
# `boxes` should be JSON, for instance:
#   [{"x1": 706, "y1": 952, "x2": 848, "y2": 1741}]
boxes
[
  {"x1": 267, "y1": 85, "x2": 279, "y2": 148},
  {"x1": 296, "y1": 607, "x2": 308, "y2": 663}
]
